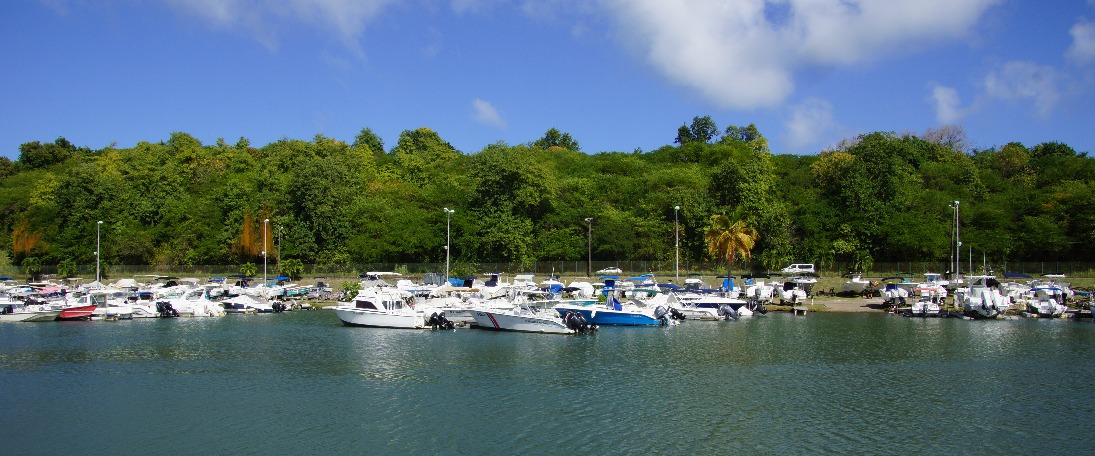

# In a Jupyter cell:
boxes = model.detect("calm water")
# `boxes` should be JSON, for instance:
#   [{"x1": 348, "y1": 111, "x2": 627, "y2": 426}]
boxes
[{"x1": 2, "y1": 311, "x2": 1093, "y2": 455}]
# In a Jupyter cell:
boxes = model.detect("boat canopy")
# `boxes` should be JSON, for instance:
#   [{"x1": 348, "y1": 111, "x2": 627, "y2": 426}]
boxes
[{"x1": 1003, "y1": 272, "x2": 1033, "y2": 279}]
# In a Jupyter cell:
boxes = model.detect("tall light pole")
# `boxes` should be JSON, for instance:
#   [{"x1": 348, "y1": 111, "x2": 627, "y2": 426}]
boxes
[
  {"x1": 444, "y1": 208, "x2": 454, "y2": 283},
  {"x1": 585, "y1": 218, "x2": 593, "y2": 277},
  {"x1": 263, "y1": 218, "x2": 269, "y2": 285},
  {"x1": 953, "y1": 201, "x2": 961, "y2": 282},
  {"x1": 96, "y1": 220, "x2": 102, "y2": 285},
  {"x1": 674, "y1": 206, "x2": 680, "y2": 284}
]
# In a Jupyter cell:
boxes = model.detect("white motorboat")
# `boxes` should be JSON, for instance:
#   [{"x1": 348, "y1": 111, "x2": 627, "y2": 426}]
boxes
[
  {"x1": 669, "y1": 293, "x2": 752, "y2": 320},
  {"x1": 81, "y1": 290, "x2": 135, "y2": 320},
  {"x1": 960, "y1": 276, "x2": 1009, "y2": 319},
  {"x1": 840, "y1": 272, "x2": 871, "y2": 295},
  {"x1": 908, "y1": 286, "x2": 944, "y2": 317},
  {"x1": 156, "y1": 287, "x2": 226, "y2": 317},
  {"x1": 221, "y1": 295, "x2": 275, "y2": 313},
  {"x1": 1025, "y1": 286, "x2": 1068, "y2": 318},
  {"x1": 0, "y1": 299, "x2": 60, "y2": 322},
  {"x1": 778, "y1": 281, "x2": 808, "y2": 305},
  {"x1": 740, "y1": 276, "x2": 775, "y2": 305},
  {"x1": 332, "y1": 287, "x2": 425, "y2": 329},
  {"x1": 877, "y1": 277, "x2": 912, "y2": 309},
  {"x1": 471, "y1": 291, "x2": 590, "y2": 334}
]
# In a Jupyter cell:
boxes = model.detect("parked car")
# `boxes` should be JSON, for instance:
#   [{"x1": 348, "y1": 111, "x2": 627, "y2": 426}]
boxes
[
  {"x1": 781, "y1": 263, "x2": 815, "y2": 275},
  {"x1": 597, "y1": 267, "x2": 622, "y2": 275}
]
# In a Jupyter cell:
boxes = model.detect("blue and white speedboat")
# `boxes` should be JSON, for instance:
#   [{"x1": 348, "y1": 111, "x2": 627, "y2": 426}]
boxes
[{"x1": 554, "y1": 294, "x2": 674, "y2": 326}]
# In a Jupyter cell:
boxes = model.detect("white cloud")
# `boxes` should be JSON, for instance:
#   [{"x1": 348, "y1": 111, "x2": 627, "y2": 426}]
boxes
[
  {"x1": 928, "y1": 84, "x2": 966, "y2": 124},
  {"x1": 783, "y1": 97, "x2": 837, "y2": 150},
  {"x1": 164, "y1": 0, "x2": 394, "y2": 54},
  {"x1": 600, "y1": 0, "x2": 1000, "y2": 109},
  {"x1": 983, "y1": 61, "x2": 1060, "y2": 116},
  {"x1": 1066, "y1": 19, "x2": 1095, "y2": 64},
  {"x1": 472, "y1": 98, "x2": 506, "y2": 128}
]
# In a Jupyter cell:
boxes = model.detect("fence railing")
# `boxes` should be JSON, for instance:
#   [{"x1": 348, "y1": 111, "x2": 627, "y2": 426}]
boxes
[{"x1": 6, "y1": 260, "x2": 1095, "y2": 281}]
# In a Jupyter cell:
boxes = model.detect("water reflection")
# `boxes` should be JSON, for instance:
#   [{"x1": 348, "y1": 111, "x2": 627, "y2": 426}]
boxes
[{"x1": 1, "y1": 311, "x2": 1092, "y2": 455}]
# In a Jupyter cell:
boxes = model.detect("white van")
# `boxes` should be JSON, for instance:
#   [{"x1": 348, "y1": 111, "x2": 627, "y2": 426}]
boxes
[{"x1": 781, "y1": 263, "x2": 815, "y2": 274}]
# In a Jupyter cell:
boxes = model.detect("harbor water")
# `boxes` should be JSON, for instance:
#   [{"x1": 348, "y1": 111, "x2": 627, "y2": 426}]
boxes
[{"x1": 2, "y1": 311, "x2": 1093, "y2": 455}]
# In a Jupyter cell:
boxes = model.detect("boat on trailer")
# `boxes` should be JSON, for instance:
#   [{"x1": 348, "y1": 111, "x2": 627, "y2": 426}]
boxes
[{"x1": 960, "y1": 275, "x2": 1009, "y2": 319}]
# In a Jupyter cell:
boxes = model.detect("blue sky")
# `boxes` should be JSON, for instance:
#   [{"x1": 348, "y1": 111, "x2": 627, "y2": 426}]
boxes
[{"x1": 3, "y1": 0, "x2": 1094, "y2": 159}]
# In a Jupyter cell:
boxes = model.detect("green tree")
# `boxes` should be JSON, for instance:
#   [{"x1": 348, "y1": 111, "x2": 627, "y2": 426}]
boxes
[
  {"x1": 17, "y1": 137, "x2": 76, "y2": 170},
  {"x1": 239, "y1": 262, "x2": 257, "y2": 277},
  {"x1": 704, "y1": 214, "x2": 759, "y2": 276},
  {"x1": 390, "y1": 127, "x2": 460, "y2": 185},
  {"x1": 533, "y1": 128, "x2": 581, "y2": 152},
  {"x1": 352, "y1": 127, "x2": 385, "y2": 157},
  {"x1": 674, "y1": 124, "x2": 695, "y2": 145},
  {"x1": 279, "y1": 258, "x2": 304, "y2": 281},
  {"x1": 21, "y1": 256, "x2": 43, "y2": 281},
  {"x1": 57, "y1": 258, "x2": 78, "y2": 278},
  {"x1": 675, "y1": 116, "x2": 719, "y2": 145}
]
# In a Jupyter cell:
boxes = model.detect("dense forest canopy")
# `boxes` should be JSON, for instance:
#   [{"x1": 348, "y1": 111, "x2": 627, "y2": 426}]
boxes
[{"x1": 1, "y1": 120, "x2": 1092, "y2": 274}]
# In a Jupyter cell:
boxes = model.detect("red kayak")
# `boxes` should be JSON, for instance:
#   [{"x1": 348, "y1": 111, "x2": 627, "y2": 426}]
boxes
[{"x1": 58, "y1": 305, "x2": 96, "y2": 321}]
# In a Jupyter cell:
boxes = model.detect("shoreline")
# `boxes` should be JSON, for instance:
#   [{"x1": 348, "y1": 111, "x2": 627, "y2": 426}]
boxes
[{"x1": 785, "y1": 296, "x2": 887, "y2": 313}]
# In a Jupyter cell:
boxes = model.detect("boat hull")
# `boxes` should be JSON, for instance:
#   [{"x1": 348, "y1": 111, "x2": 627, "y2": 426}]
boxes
[
  {"x1": 58, "y1": 305, "x2": 96, "y2": 321},
  {"x1": 554, "y1": 305, "x2": 662, "y2": 326},
  {"x1": 962, "y1": 305, "x2": 1001, "y2": 319},
  {"x1": 333, "y1": 306, "x2": 424, "y2": 329},
  {"x1": 0, "y1": 310, "x2": 61, "y2": 322},
  {"x1": 471, "y1": 310, "x2": 573, "y2": 334}
]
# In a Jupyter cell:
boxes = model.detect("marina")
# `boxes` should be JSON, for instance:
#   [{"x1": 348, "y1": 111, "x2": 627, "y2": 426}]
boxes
[{"x1": 2, "y1": 310, "x2": 1093, "y2": 454}]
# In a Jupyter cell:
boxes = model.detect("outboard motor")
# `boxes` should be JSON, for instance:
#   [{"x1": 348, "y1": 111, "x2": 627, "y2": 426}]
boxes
[
  {"x1": 272, "y1": 301, "x2": 287, "y2": 313},
  {"x1": 669, "y1": 308, "x2": 685, "y2": 320},
  {"x1": 563, "y1": 311, "x2": 595, "y2": 333},
  {"x1": 156, "y1": 301, "x2": 179, "y2": 318},
  {"x1": 718, "y1": 303, "x2": 739, "y2": 320},
  {"x1": 654, "y1": 305, "x2": 671, "y2": 325},
  {"x1": 752, "y1": 302, "x2": 769, "y2": 315},
  {"x1": 428, "y1": 312, "x2": 455, "y2": 330}
]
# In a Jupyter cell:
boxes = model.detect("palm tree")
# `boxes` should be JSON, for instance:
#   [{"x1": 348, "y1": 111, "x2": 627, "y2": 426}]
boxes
[
  {"x1": 704, "y1": 214, "x2": 759, "y2": 277},
  {"x1": 21, "y1": 256, "x2": 43, "y2": 282},
  {"x1": 239, "y1": 262, "x2": 257, "y2": 278}
]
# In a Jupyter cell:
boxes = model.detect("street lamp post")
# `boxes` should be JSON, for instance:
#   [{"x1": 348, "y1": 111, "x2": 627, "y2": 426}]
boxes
[
  {"x1": 96, "y1": 220, "x2": 103, "y2": 285},
  {"x1": 444, "y1": 208, "x2": 454, "y2": 283},
  {"x1": 585, "y1": 218, "x2": 593, "y2": 277},
  {"x1": 263, "y1": 218, "x2": 269, "y2": 285},
  {"x1": 674, "y1": 206, "x2": 680, "y2": 284},
  {"x1": 953, "y1": 201, "x2": 961, "y2": 282}
]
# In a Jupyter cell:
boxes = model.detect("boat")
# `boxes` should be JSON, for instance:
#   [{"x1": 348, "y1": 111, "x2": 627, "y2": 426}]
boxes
[
  {"x1": 81, "y1": 290, "x2": 135, "y2": 320},
  {"x1": 0, "y1": 298, "x2": 60, "y2": 322},
  {"x1": 471, "y1": 291, "x2": 593, "y2": 334},
  {"x1": 998, "y1": 272, "x2": 1033, "y2": 305},
  {"x1": 669, "y1": 293, "x2": 753, "y2": 320},
  {"x1": 778, "y1": 281, "x2": 808, "y2": 306},
  {"x1": 960, "y1": 275, "x2": 1009, "y2": 319},
  {"x1": 221, "y1": 295, "x2": 275, "y2": 313},
  {"x1": 554, "y1": 293, "x2": 675, "y2": 326},
  {"x1": 1025, "y1": 285, "x2": 1068, "y2": 318},
  {"x1": 839, "y1": 272, "x2": 871, "y2": 295},
  {"x1": 740, "y1": 275, "x2": 775, "y2": 305},
  {"x1": 332, "y1": 287, "x2": 425, "y2": 329},
  {"x1": 908, "y1": 286, "x2": 944, "y2": 317},
  {"x1": 877, "y1": 277, "x2": 912, "y2": 309},
  {"x1": 155, "y1": 286, "x2": 226, "y2": 317},
  {"x1": 57, "y1": 304, "x2": 97, "y2": 321}
]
